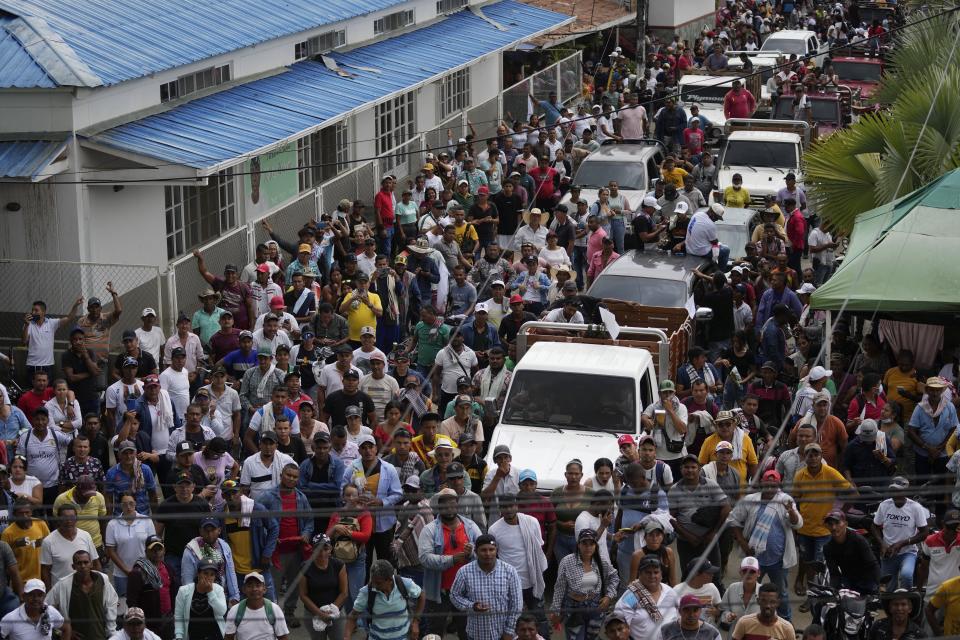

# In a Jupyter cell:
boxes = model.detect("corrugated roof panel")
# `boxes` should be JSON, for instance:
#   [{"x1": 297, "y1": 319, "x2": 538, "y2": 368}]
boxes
[
  {"x1": 0, "y1": 18, "x2": 55, "y2": 88},
  {"x1": 86, "y1": 0, "x2": 572, "y2": 170},
  {"x1": 0, "y1": 138, "x2": 67, "y2": 179},
  {"x1": 0, "y1": 0, "x2": 412, "y2": 87}
]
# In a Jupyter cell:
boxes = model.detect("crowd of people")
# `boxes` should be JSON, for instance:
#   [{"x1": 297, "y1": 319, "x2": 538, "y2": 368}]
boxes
[{"x1": 1, "y1": 2, "x2": 953, "y2": 640}]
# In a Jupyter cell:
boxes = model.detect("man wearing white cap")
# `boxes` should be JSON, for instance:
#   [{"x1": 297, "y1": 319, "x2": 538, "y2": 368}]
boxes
[
  {"x1": 1, "y1": 579, "x2": 64, "y2": 640},
  {"x1": 110, "y1": 607, "x2": 160, "y2": 640},
  {"x1": 790, "y1": 365, "x2": 832, "y2": 422},
  {"x1": 632, "y1": 196, "x2": 666, "y2": 252},
  {"x1": 224, "y1": 572, "x2": 289, "y2": 640},
  {"x1": 135, "y1": 309, "x2": 166, "y2": 364}
]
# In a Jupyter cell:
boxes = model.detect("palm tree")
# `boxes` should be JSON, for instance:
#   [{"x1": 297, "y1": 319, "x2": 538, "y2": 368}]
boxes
[{"x1": 804, "y1": 11, "x2": 960, "y2": 233}]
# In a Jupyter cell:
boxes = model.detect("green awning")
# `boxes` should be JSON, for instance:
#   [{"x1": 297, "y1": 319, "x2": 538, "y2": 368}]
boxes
[{"x1": 810, "y1": 169, "x2": 960, "y2": 312}]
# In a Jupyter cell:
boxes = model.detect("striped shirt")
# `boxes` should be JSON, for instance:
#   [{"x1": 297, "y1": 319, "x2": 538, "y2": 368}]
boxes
[
  {"x1": 353, "y1": 577, "x2": 422, "y2": 640},
  {"x1": 450, "y1": 560, "x2": 523, "y2": 639}
]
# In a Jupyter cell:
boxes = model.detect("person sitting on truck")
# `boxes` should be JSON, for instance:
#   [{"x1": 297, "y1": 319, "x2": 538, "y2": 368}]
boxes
[
  {"x1": 659, "y1": 184, "x2": 693, "y2": 222},
  {"x1": 677, "y1": 203, "x2": 731, "y2": 271},
  {"x1": 704, "y1": 43, "x2": 729, "y2": 72},
  {"x1": 660, "y1": 157, "x2": 688, "y2": 189},
  {"x1": 750, "y1": 205, "x2": 786, "y2": 244},
  {"x1": 677, "y1": 347, "x2": 723, "y2": 401},
  {"x1": 632, "y1": 197, "x2": 667, "y2": 252},
  {"x1": 682, "y1": 174, "x2": 707, "y2": 210},
  {"x1": 756, "y1": 223, "x2": 787, "y2": 261},
  {"x1": 722, "y1": 174, "x2": 751, "y2": 208},
  {"x1": 642, "y1": 381, "x2": 691, "y2": 479},
  {"x1": 723, "y1": 80, "x2": 757, "y2": 120}
]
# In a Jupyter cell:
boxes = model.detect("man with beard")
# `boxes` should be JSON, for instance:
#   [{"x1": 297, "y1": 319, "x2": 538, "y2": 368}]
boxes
[
  {"x1": 46, "y1": 549, "x2": 118, "y2": 640},
  {"x1": 217, "y1": 480, "x2": 278, "y2": 600}
]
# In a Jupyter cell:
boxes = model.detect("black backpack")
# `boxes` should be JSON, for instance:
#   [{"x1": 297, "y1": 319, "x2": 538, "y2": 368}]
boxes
[{"x1": 363, "y1": 576, "x2": 412, "y2": 624}]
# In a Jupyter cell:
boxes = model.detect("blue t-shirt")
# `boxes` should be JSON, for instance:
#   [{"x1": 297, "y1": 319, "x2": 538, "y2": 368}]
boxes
[
  {"x1": 677, "y1": 363, "x2": 720, "y2": 390},
  {"x1": 222, "y1": 348, "x2": 258, "y2": 380},
  {"x1": 539, "y1": 100, "x2": 562, "y2": 126},
  {"x1": 105, "y1": 464, "x2": 157, "y2": 515},
  {"x1": 448, "y1": 282, "x2": 478, "y2": 316},
  {"x1": 757, "y1": 503, "x2": 787, "y2": 567}
]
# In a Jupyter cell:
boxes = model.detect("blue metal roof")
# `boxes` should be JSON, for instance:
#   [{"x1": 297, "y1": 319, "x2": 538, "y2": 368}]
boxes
[
  {"x1": 0, "y1": 16, "x2": 54, "y2": 88},
  {"x1": 0, "y1": 0, "x2": 411, "y2": 87},
  {"x1": 85, "y1": 0, "x2": 572, "y2": 171},
  {"x1": 0, "y1": 137, "x2": 67, "y2": 179}
]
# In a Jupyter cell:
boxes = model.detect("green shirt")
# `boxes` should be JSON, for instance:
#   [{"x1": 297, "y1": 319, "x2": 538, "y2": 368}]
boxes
[
  {"x1": 396, "y1": 201, "x2": 419, "y2": 225},
  {"x1": 192, "y1": 307, "x2": 225, "y2": 346},
  {"x1": 413, "y1": 321, "x2": 450, "y2": 368}
]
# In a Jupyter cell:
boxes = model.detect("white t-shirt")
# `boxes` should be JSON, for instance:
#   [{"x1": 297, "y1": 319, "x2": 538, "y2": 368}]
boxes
[
  {"x1": 873, "y1": 498, "x2": 929, "y2": 554},
  {"x1": 808, "y1": 227, "x2": 835, "y2": 265},
  {"x1": 317, "y1": 363, "x2": 362, "y2": 394},
  {"x1": 204, "y1": 385, "x2": 242, "y2": 440},
  {"x1": 543, "y1": 308, "x2": 584, "y2": 324},
  {"x1": 10, "y1": 476, "x2": 41, "y2": 501},
  {"x1": 224, "y1": 599, "x2": 290, "y2": 640},
  {"x1": 575, "y1": 511, "x2": 610, "y2": 565},
  {"x1": 240, "y1": 452, "x2": 295, "y2": 501},
  {"x1": 488, "y1": 519, "x2": 533, "y2": 588},
  {"x1": 346, "y1": 425, "x2": 374, "y2": 445},
  {"x1": 595, "y1": 115, "x2": 614, "y2": 142},
  {"x1": 352, "y1": 347, "x2": 387, "y2": 372},
  {"x1": 1, "y1": 604, "x2": 65, "y2": 640},
  {"x1": 16, "y1": 429, "x2": 71, "y2": 488},
  {"x1": 159, "y1": 367, "x2": 190, "y2": 419},
  {"x1": 251, "y1": 328, "x2": 293, "y2": 355},
  {"x1": 685, "y1": 211, "x2": 718, "y2": 256},
  {"x1": 105, "y1": 380, "x2": 143, "y2": 429},
  {"x1": 40, "y1": 528, "x2": 99, "y2": 585},
  {"x1": 435, "y1": 346, "x2": 478, "y2": 395},
  {"x1": 619, "y1": 105, "x2": 648, "y2": 139},
  {"x1": 135, "y1": 327, "x2": 167, "y2": 363},
  {"x1": 26, "y1": 318, "x2": 64, "y2": 367},
  {"x1": 105, "y1": 516, "x2": 157, "y2": 577},
  {"x1": 674, "y1": 582, "x2": 722, "y2": 622}
]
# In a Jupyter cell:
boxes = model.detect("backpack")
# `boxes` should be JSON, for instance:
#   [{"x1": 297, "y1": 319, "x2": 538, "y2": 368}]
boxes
[
  {"x1": 332, "y1": 516, "x2": 361, "y2": 563},
  {"x1": 364, "y1": 576, "x2": 411, "y2": 624},
  {"x1": 233, "y1": 598, "x2": 276, "y2": 627}
]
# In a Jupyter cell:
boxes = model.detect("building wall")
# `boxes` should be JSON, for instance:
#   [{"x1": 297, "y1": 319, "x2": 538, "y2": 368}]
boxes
[
  {"x1": 0, "y1": 91, "x2": 75, "y2": 135},
  {"x1": 648, "y1": 0, "x2": 713, "y2": 29},
  {"x1": 84, "y1": 184, "x2": 168, "y2": 268}
]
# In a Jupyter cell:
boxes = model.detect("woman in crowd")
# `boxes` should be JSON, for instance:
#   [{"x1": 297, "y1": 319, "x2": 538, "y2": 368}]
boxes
[
  {"x1": 629, "y1": 520, "x2": 678, "y2": 586},
  {"x1": 174, "y1": 558, "x2": 228, "y2": 640},
  {"x1": 613, "y1": 555, "x2": 678, "y2": 638},
  {"x1": 551, "y1": 459, "x2": 593, "y2": 564},
  {"x1": 105, "y1": 490, "x2": 157, "y2": 598},
  {"x1": 127, "y1": 535, "x2": 179, "y2": 640},
  {"x1": 326, "y1": 484, "x2": 373, "y2": 610},
  {"x1": 299, "y1": 533, "x2": 349, "y2": 640},
  {"x1": 8, "y1": 456, "x2": 41, "y2": 505},
  {"x1": 550, "y1": 529, "x2": 619, "y2": 640},
  {"x1": 44, "y1": 379, "x2": 81, "y2": 436},
  {"x1": 374, "y1": 401, "x2": 413, "y2": 449},
  {"x1": 538, "y1": 231, "x2": 572, "y2": 270}
]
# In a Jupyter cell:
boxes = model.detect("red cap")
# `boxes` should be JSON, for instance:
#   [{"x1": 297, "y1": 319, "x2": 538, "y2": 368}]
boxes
[
  {"x1": 762, "y1": 469, "x2": 782, "y2": 482},
  {"x1": 679, "y1": 594, "x2": 704, "y2": 610},
  {"x1": 255, "y1": 263, "x2": 270, "y2": 273},
  {"x1": 269, "y1": 295, "x2": 285, "y2": 309},
  {"x1": 477, "y1": 186, "x2": 490, "y2": 195},
  {"x1": 509, "y1": 294, "x2": 523, "y2": 304},
  {"x1": 143, "y1": 374, "x2": 160, "y2": 387},
  {"x1": 617, "y1": 434, "x2": 635, "y2": 447}
]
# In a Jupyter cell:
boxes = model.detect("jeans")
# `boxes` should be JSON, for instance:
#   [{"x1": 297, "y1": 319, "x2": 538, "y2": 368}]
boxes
[
  {"x1": 797, "y1": 534, "x2": 831, "y2": 563},
  {"x1": 881, "y1": 551, "x2": 918, "y2": 590},
  {"x1": 271, "y1": 551, "x2": 303, "y2": 616},
  {"x1": 344, "y1": 550, "x2": 367, "y2": 613},
  {"x1": 522, "y1": 587, "x2": 551, "y2": 639},
  {"x1": 114, "y1": 574, "x2": 128, "y2": 597},
  {"x1": 812, "y1": 259, "x2": 833, "y2": 286},
  {"x1": 572, "y1": 246, "x2": 588, "y2": 288},
  {"x1": 378, "y1": 226, "x2": 394, "y2": 257},
  {"x1": 165, "y1": 554, "x2": 182, "y2": 585},
  {"x1": 609, "y1": 218, "x2": 626, "y2": 254},
  {"x1": 692, "y1": 244, "x2": 730, "y2": 271},
  {"x1": 563, "y1": 594, "x2": 604, "y2": 640},
  {"x1": 760, "y1": 560, "x2": 791, "y2": 621}
]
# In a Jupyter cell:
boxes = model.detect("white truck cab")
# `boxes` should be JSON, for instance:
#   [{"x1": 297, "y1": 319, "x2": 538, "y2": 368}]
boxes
[
  {"x1": 759, "y1": 29, "x2": 829, "y2": 67},
  {"x1": 485, "y1": 331, "x2": 663, "y2": 491}
]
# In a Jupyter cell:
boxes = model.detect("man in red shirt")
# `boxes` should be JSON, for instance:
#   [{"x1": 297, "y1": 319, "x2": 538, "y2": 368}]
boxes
[
  {"x1": 373, "y1": 176, "x2": 396, "y2": 256},
  {"x1": 722, "y1": 80, "x2": 757, "y2": 120},
  {"x1": 517, "y1": 469, "x2": 557, "y2": 555},
  {"x1": 17, "y1": 370, "x2": 54, "y2": 419},
  {"x1": 528, "y1": 154, "x2": 559, "y2": 211},
  {"x1": 683, "y1": 119, "x2": 705, "y2": 155},
  {"x1": 785, "y1": 197, "x2": 806, "y2": 274}
]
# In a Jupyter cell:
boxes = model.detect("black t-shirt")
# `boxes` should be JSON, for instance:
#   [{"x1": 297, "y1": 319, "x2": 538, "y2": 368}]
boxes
[
  {"x1": 284, "y1": 289, "x2": 316, "y2": 317},
  {"x1": 164, "y1": 463, "x2": 208, "y2": 492},
  {"x1": 304, "y1": 558, "x2": 345, "y2": 606},
  {"x1": 552, "y1": 218, "x2": 576, "y2": 250},
  {"x1": 61, "y1": 349, "x2": 98, "y2": 403},
  {"x1": 721, "y1": 347, "x2": 754, "y2": 379},
  {"x1": 492, "y1": 192, "x2": 523, "y2": 235},
  {"x1": 468, "y1": 203, "x2": 499, "y2": 242},
  {"x1": 632, "y1": 213, "x2": 657, "y2": 251},
  {"x1": 323, "y1": 390, "x2": 376, "y2": 426},
  {"x1": 113, "y1": 349, "x2": 157, "y2": 380},
  {"x1": 278, "y1": 437, "x2": 307, "y2": 464},
  {"x1": 154, "y1": 495, "x2": 211, "y2": 551},
  {"x1": 498, "y1": 312, "x2": 538, "y2": 344},
  {"x1": 696, "y1": 287, "x2": 734, "y2": 342}
]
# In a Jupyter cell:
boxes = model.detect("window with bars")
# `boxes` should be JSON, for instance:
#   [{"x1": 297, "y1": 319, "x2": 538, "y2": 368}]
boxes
[
  {"x1": 297, "y1": 122, "x2": 351, "y2": 191},
  {"x1": 375, "y1": 92, "x2": 416, "y2": 155},
  {"x1": 294, "y1": 29, "x2": 347, "y2": 60},
  {"x1": 436, "y1": 0, "x2": 468, "y2": 14},
  {"x1": 164, "y1": 169, "x2": 237, "y2": 260},
  {"x1": 374, "y1": 9, "x2": 414, "y2": 35},
  {"x1": 438, "y1": 68, "x2": 470, "y2": 120},
  {"x1": 160, "y1": 64, "x2": 231, "y2": 103}
]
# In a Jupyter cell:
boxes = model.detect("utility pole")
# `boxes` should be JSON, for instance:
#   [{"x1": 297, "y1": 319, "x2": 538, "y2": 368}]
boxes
[{"x1": 636, "y1": 0, "x2": 646, "y2": 75}]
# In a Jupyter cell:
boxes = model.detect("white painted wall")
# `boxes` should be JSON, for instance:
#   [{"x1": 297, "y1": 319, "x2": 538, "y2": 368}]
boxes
[
  {"x1": 648, "y1": 0, "x2": 714, "y2": 28},
  {"x1": 84, "y1": 184, "x2": 168, "y2": 268},
  {"x1": 0, "y1": 91, "x2": 75, "y2": 134}
]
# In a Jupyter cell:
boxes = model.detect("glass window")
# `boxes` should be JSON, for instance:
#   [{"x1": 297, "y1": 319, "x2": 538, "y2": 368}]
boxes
[
  {"x1": 439, "y1": 68, "x2": 470, "y2": 120},
  {"x1": 586, "y1": 274, "x2": 689, "y2": 308},
  {"x1": 160, "y1": 64, "x2": 232, "y2": 103},
  {"x1": 375, "y1": 92, "x2": 416, "y2": 155},
  {"x1": 164, "y1": 169, "x2": 237, "y2": 260},
  {"x1": 502, "y1": 370, "x2": 636, "y2": 433},
  {"x1": 573, "y1": 161, "x2": 648, "y2": 191}
]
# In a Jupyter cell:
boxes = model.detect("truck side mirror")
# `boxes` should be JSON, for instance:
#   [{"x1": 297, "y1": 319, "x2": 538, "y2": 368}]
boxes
[{"x1": 695, "y1": 307, "x2": 714, "y2": 322}]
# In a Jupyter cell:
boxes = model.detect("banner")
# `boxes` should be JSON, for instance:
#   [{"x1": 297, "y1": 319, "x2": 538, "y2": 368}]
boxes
[{"x1": 243, "y1": 143, "x2": 299, "y2": 217}]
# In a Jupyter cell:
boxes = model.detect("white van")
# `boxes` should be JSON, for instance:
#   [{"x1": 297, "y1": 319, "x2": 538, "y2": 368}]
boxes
[{"x1": 485, "y1": 340, "x2": 659, "y2": 491}]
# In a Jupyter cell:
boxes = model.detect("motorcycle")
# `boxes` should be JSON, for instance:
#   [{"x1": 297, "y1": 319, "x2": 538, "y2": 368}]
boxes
[{"x1": 807, "y1": 580, "x2": 883, "y2": 639}]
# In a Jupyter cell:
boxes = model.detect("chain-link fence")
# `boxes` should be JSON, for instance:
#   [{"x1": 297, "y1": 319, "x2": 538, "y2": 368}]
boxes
[
  {"x1": 502, "y1": 81, "x2": 530, "y2": 126},
  {"x1": 169, "y1": 226, "x2": 250, "y2": 325},
  {"x1": 0, "y1": 260, "x2": 161, "y2": 351},
  {"x1": 251, "y1": 191, "x2": 319, "y2": 249},
  {"x1": 378, "y1": 137, "x2": 421, "y2": 188},
  {"x1": 502, "y1": 51, "x2": 583, "y2": 126},
  {"x1": 559, "y1": 51, "x2": 583, "y2": 104},
  {"x1": 423, "y1": 115, "x2": 463, "y2": 154},
  {"x1": 468, "y1": 97, "x2": 501, "y2": 141}
]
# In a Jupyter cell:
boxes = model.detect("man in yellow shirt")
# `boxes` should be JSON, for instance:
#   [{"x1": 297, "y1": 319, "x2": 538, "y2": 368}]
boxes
[
  {"x1": 338, "y1": 271, "x2": 382, "y2": 345},
  {"x1": 660, "y1": 157, "x2": 689, "y2": 189},
  {"x1": 723, "y1": 173, "x2": 751, "y2": 208},
  {"x1": 698, "y1": 410, "x2": 758, "y2": 484},
  {"x1": 52, "y1": 475, "x2": 106, "y2": 550},
  {"x1": 792, "y1": 443, "x2": 853, "y2": 598},
  {"x1": 928, "y1": 574, "x2": 960, "y2": 636},
  {"x1": 883, "y1": 349, "x2": 924, "y2": 426},
  {"x1": 0, "y1": 499, "x2": 48, "y2": 581},
  {"x1": 751, "y1": 205, "x2": 787, "y2": 243}
]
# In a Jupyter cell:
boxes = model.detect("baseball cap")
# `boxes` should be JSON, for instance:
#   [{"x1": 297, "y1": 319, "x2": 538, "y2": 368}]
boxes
[
  {"x1": 239, "y1": 330, "x2": 254, "y2": 339},
  {"x1": 492, "y1": 444, "x2": 511, "y2": 460},
  {"x1": 889, "y1": 476, "x2": 910, "y2": 490},
  {"x1": 255, "y1": 263, "x2": 270, "y2": 274},
  {"x1": 122, "y1": 356, "x2": 139, "y2": 368},
  {"x1": 519, "y1": 469, "x2": 537, "y2": 483},
  {"x1": 715, "y1": 410, "x2": 735, "y2": 423},
  {"x1": 175, "y1": 471, "x2": 194, "y2": 485},
  {"x1": 642, "y1": 195, "x2": 662, "y2": 210},
  {"x1": 475, "y1": 301, "x2": 488, "y2": 313},
  {"x1": 298, "y1": 243, "x2": 312, "y2": 253},
  {"x1": 659, "y1": 379, "x2": 675, "y2": 392},
  {"x1": 577, "y1": 528, "x2": 598, "y2": 542},
  {"x1": 491, "y1": 279, "x2": 506, "y2": 288},
  {"x1": 455, "y1": 394, "x2": 472, "y2": 406},
  {"x1": 360, "y1": 325, "x2": 375, "y2": 337},
  {"x1": 715, "y1": 440, "x2": 733, "y2": 453},
  {"x1": 674, "y1": 201, "x2": 689, "y2": 214},
  {"x1": 403, "y1": 475, "x2": 421, "y2": 489},
  {"x1": 813, "y1": 390, "x2": 831, "y2": 404},
  {"x1": 369, "y1": 352, "x2": 385, "y2": 363},
  {"x1": 446, "y1": 461, "x2": 466, "y2": 479},
  {"x1": 761, "y1": 361, "x2": 778, "y2": 371},
  {"x1": 857, "y1": 419, "x2": 879, "y2": 442},
  {"x1": 356, "y1": 434, "x2": 377, "y2": 448},
  {"x1": 24, "y1": 579, "x2": 45, "y2": 594},
  {"x1": 762, "y1": 469, "x2": 782, "y2": 482},
  {"x1": 617, "y1": 434, "x2": 636, "y2": 447},
  {"x1": 343, "y1": 369, "x2": 360, "y2": 379},
  {"x1": 118, "y1": 440, "x2": 136, "y2": 453},
  {"x1": 312, "y1": 429, "x2": 331, "y2": 443},
  {"x1": 636, "y1": 555, "x2": 661, "y2": 571},
  {"x1": 944, "y1": 509, "x2": 960, "y2": 526},
  {"x1": 87, "y1": 297, "x2": 102, "y2": 307},
  {"x1": 685, "y1": 559, "x2": 720, "y2": 576},
  {"x1": 798, "y1": 282, "x2": 817, "y2": 295},
  {"x1": 741, "y1": 556, "x2": 761, "y2": 572},
  {"x1": 679, "y1": 594, "x2": 704, "y2": 610},
  {"x1": 269, "y1": 295, "x2": 285, "y2": 309},
  {"x1": 260, "y1": 430, "x2": 279, "y2": 443},
  {"x1": 145, "y1": 535, "x2": 164, "y2": 550},
  {"x1": 176, "y1": 441, "x2": 195, "y2": 455},
  {"x1": 509, "y1": 294, "x2": 523, "y2": 304},
  {"x1": 221, "y1": 479, "x2": 240, "y2": 494},
  {"x1": 244, "y1": 572, "x2": 266, "y2": 584},
  {"x1": 200, "y1": 516, "x2": 220, "y2": 529},
  {"x1": 124, "y1": 607, "x2": 146, "y2": 624},
  {"x1": 141, "y1": 307, "x2": 157, "y2": 317},
  {"x1": 603, "y1": 613, "x2": 629, "y2": 629},
  {"x1": 636, "y1": 433, "x2": 655, "y2": 447},
  {"x1": 143, "y1": 373, "x2": 160, "y2": 387},
  {"x1": 171, "y1": 346, "x2": 186, "y2": 358},
  {"x1": 824, "y1": 510, "x2": 846, "y2": 522},
  {"x1": 436, "y1": 487, "x2": 459, "y2": 500},
  {"x1": 122, "y1": 329, "x2": 137, "y2": 341},
  {"x1": 805, "y1": 442, "x2": 823, "y2": 455},
  {"x1": 808, "y1": 365, "x2": 832, "y2": 381},
  {"x1": 345, "y1": 405, "x2": 363, "y2": 418}
]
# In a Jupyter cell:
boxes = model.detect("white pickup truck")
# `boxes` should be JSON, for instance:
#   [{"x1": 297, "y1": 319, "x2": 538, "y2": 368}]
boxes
[
  {"x1": 712, "y1": 118, "x2": 810, "y2": 208},
  {"x1": 484, "y1": 321, "x2": 670, "y2": 491}
]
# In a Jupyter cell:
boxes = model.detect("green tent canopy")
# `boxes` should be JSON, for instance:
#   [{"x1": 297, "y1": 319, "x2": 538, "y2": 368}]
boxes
[{"x1": 810, "y1": 169, "x2": 960, "y2": 312}]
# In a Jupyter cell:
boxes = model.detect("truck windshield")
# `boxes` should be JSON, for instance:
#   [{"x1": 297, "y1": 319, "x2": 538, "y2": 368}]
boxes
[
  {"x1": 502, "y1": 370, "x2": 635, "y2": 432},
  {"x1": 587, "y1": 274, "x2": 688, "y2": 308},
  {"x1": 574, "y1": 161, "x2": 647, "y2": 191},
  {"x1": 774, "y1": 98, "x2": 841, "y2": 123},
  {"x1": 680, "y1": 83, "x2": 731, "y2": 105},
  {"x1": 832, "y1": 61, "x2": 883, "y2": 82},
  {"x1": 761, "y1": 38, "x2": 806, "y2": 56},
  {"x1": 721, "y1": 140, "x2": 797, "y2": 168}
]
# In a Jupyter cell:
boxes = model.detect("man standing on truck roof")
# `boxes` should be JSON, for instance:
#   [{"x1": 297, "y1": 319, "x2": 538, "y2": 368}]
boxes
[
  {"x1": 705, "y1": 43, "x2": 729, "y2": 72},
  {"x1": 723, "y1": 80, "x2": 757, "y2": 120}
]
